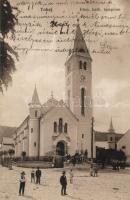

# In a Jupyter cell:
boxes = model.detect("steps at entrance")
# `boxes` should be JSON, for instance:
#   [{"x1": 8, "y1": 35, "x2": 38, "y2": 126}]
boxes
[{"x1": 16, "y1": 161, "x2": 53, "y2": 168}]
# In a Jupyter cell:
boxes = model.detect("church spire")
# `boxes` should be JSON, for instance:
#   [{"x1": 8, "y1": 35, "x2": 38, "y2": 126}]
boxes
[
  {"x1": 108, "y1": 118, "x2": 115, "y2": 133},
  {"x1": 69, "y1": 20, "x2": 91, "y2": 59},
  {"x1": 31, "y1": 85, "x2": 41, "y2": 105}
]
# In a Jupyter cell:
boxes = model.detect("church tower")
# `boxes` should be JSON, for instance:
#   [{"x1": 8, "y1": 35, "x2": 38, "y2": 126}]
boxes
[
  {"x1": 65, "y1": 22, "x2": 93, "y2": 158},
  {"x1": 108, "y1": 118, "x2": 116, "y2": 149},
  {"x1": 28, "y1": 86, "x2": 41, "y2": 158}
]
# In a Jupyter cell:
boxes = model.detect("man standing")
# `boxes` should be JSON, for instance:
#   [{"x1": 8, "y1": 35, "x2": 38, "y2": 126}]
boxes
[
  {"x1": 60, "y1": 171, "x2": 67, "y2": 195},
  {"x1": 19, "y1": 171, "x2": 26, "y2": 196},
  {"x1": 36, "y1": 167, "x2": 42, "y2": 184}
]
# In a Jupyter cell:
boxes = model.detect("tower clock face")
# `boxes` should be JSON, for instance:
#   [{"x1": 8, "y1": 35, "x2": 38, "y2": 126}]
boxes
[{"x1": 80, "y1": 75, "x2": 86, "y2": 82}]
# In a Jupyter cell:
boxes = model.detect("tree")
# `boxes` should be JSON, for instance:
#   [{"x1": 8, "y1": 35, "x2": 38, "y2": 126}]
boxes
[
  {"x1": 96, "y1": 147, "x2": 126, "y2": 169},
  {"x1": 8, "y1": 149, "x2": 15, "y2": 169},
  {"x1": 0, "y1": 0, "x2": 18, "y2": 92},
  {"x1": 8, "y1": 149, "x2": 15, "y2": 158},
  {"x1": 0, "y1": 151, "x2": 3, "y2": 157}
]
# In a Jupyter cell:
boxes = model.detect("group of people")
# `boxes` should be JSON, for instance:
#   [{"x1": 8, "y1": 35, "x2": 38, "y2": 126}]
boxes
[
  {"x1": 64, "y1": 151, "x2": 88, "y2": 166},
  {"x1": 31, "y1": 167, "x2": 42, "y2": 184},
  {"x1": 19, "y1": 163, "x2": 99, "y2": 197},
  {"x1": 19, "y1": 167, "x2": 42, "y2": 196},
  {"x1": 19, "y1": 168, "x2": 74, "y2": 196}
]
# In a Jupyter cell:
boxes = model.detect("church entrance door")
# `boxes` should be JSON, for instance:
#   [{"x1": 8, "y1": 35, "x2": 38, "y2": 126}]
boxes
[{"x1": 56, "y1": 141, "x2": 65, "y2": 156}]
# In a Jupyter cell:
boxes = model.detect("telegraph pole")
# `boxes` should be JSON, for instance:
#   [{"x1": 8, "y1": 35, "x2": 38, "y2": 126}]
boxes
[{"x1": 91, "y1": 117, "x2": 94, "y2": 162}]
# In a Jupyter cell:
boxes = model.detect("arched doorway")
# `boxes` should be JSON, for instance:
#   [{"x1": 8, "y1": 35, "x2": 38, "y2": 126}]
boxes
[{"x1": 56, "y1": 141, "x2": 65, "y2": 156}]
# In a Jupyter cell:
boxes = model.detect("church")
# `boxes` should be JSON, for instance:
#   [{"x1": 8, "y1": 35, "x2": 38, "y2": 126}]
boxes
[{"x1": 13, "y1": 23, "x2": 95, "y2": 159}]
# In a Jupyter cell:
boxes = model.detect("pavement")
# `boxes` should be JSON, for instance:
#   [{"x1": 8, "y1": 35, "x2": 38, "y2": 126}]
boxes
[{"x1": 0, "y1": 166, "x2": 130, "y2": 200}]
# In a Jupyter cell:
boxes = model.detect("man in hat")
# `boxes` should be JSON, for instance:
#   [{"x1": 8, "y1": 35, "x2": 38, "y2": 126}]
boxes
[
  {"x1": 36, "y1": 167, "x2": 42, "y2": 184},
  {"x1": 19, "y1": 171, "x2": 26, "y2": 196},
  {"x1": 60, "y1": 171, "x2": 67, "y2": 195}
]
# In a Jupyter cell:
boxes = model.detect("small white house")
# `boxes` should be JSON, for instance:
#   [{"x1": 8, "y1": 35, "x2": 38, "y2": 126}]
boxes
[
  {"x1": 117, "y1": 130, "x2": 130, "y2": 163},
  {"x1": 0, "y1": 137, "x2": 14, "y2": 152}
]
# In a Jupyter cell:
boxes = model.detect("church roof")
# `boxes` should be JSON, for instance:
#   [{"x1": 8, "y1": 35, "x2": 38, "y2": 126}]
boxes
[
  {"x1": 95, "y1": 131, "x2": 123, "y2": 142},
  {"x1": 31, "y1": 85, "x2": 41, "y2": 105},
  {"x1": 2, "y1": 137, "x2": 14, "y2": 145},
  {"x1": 42, "y1": 96, "x2": 59, "y2": 114},
  {"x1": 67, "y1": 21, "x2": 92, "y2": 60},
  {"x1": 41, "y1": 100, "x2": 79, "y2": 122}
]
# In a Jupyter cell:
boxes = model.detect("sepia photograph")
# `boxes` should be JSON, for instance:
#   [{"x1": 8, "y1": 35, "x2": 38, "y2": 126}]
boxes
[{"x1": 0, "y1": 0, "x2": 130, "y2": 199}]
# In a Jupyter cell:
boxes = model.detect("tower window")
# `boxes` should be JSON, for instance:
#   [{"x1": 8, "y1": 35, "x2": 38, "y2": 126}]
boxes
[
  {"x1": 54, "y1": 122, "x2": 57, "y2": 133},
  {"x1": 68, "y1": 90, "x2": 70, "y2": 107},
  {"x1": 59, "y1": 118, "x2": 63, "y2": 133},
  {"x1": 64, "y1": 123, "x2": 68, "y2": 133},
  {"x1": 34, "y1": 142, "x2": 36, "y2": 147},
  {"x1": 31, "y1": 128, "x2": 33, "y2": 133},
  {"x1": 81, "y1": 88, "x2": 85, "y2": 116},
  {"x1": 79, "y1": 61, "x2": 82, "y2": 69},
  {"x1": 84, "y1": 62, "x2": 87, "y2": 70},
  {"x1": 35, "y1": 110, "x2": 38, "y2": 117},
  {"x1": 67, "y1": 65, "x2": 71, "y2": 73}
]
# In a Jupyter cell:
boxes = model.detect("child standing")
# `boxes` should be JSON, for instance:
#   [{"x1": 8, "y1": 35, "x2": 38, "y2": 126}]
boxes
[
  {"x1": 31, "y1": 169, "x2": 35, "y2": 183},
  {"x1": 19, "y1": 171, "x2": 26, "y2": 196}
]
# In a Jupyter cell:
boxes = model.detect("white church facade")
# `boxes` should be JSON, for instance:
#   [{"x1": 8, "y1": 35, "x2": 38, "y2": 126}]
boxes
[{"x1": 13, "y1": 23, "x2": 95, "y2": 159}]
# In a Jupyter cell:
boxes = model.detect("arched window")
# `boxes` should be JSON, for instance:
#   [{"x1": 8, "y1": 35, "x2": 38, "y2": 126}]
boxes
[
  {"x1": 59, "y1": 118, "x2": 63, "y2": 133},
  {"x1": 79, "y1": 61, "x2": 82, "y2": 69},
  {"x1": 81, "y1": 88, "x2": 85, "y2": 116},
  {"x1": 64, "y1": 123, "x2": 68, "y2": 133},
  {"x1": 84, "y1": 62, "x2": 87, "y2": 70},
  {"x1": 82, "y1": 134, "x2": 84, "y2": 139},
  {"x1": 35, "y1": 110, "x2": 38, "y2": 117},
  {"x1": 54, "y1": 122, "x2": 57, "y2": 133}
]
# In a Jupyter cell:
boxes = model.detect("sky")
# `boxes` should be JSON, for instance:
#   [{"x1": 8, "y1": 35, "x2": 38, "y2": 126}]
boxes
[{"x1": 0, "y1": 0, "x2": 130, "y2": 133}]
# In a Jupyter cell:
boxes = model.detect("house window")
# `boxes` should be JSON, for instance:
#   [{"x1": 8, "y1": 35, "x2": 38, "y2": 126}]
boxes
[
  {"x1": 34, "y1": 142, "x2": 36, "y2": 147},
  {"x1": 122, "y1": 146, "x2": 126, "y2": 149},
  {"x1": 79, "y1": 61, "x2": 82, "y2": 69},
  {"x1": 81, "y1": 88, "x2": 85, "y2": 116},
  {"x1": 82, "y1": 134, "x2": 84, "y2": 139},
  {"x1": 64, "y1": 123, "x2": 68, "y2": 133},
  {"x1": 35, "y1": 110, "x2": 38, "y2": 117},
  {"x1": 84, "y1": 62, "x2": 87, "y2": 70},
  {"x1": 31, "y1": 128, "x2": 33, "y2": 133},
  {"x1": 59, "y1": 118, "x2": 63, "y2": 133},
  {"x1": 110, "y1": 137, "x2": 113, "y2": 141},
  {"x1": 54, "y1": 122, "x2": 57, "y2": 133}
]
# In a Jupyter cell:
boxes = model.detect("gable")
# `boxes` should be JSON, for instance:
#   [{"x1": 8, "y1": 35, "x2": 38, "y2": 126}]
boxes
[{"x1": 40, "y1": 105, "x2": 78, "y2": 124}]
